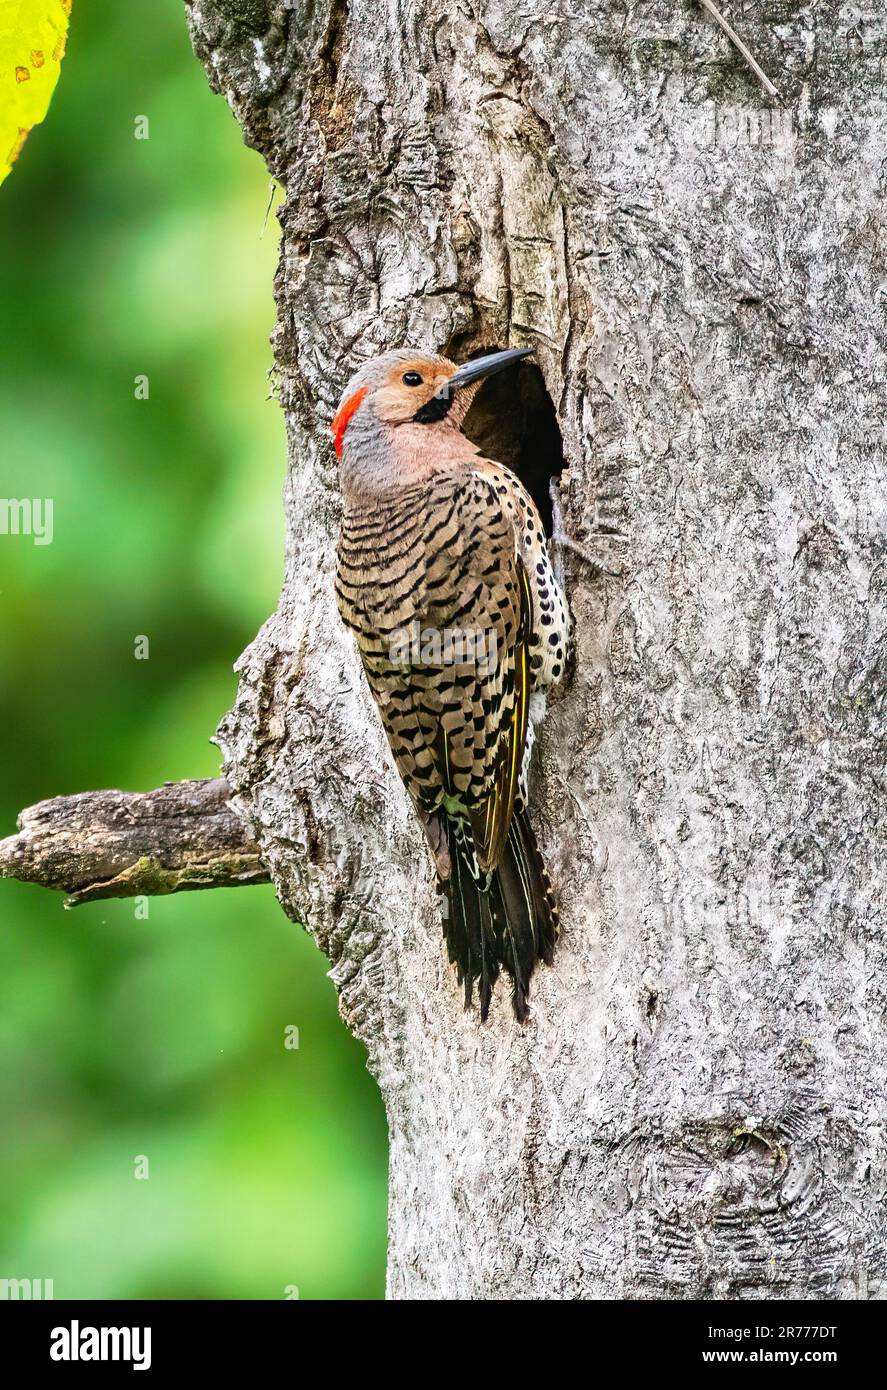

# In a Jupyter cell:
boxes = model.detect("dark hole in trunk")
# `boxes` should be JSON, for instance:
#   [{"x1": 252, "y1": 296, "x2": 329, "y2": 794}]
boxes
[{"x1": 456, "y1": 346, "x2": 566, "y2": 537}]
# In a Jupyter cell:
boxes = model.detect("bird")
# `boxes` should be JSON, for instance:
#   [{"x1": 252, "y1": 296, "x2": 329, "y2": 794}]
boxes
[{"x1": 332, "y1": 347, "x2": 569, "y2": 1021}]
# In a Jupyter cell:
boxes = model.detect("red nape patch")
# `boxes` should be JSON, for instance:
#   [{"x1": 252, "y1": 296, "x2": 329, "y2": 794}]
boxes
[{"x1": 331, "y1": 386, "x2": 368, "y2": 458}]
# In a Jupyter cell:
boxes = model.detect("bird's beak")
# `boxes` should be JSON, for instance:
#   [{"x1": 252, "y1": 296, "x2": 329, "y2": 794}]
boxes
[{"x1": 446, "y1": 347, "x2": 534, "y2": 394}]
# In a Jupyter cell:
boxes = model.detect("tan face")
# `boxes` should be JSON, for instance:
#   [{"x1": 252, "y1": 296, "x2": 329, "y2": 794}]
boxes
[{"x1": 370, "y1": 356, "x2": 458, "y2": 424}]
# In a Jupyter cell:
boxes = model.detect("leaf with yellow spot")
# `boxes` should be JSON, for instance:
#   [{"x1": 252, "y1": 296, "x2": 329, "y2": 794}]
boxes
[{"x1": 0, "y1": 0, "x2": 71, "y2": 187}]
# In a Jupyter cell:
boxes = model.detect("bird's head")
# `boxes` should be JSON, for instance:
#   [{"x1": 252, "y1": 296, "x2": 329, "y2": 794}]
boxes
[{"x1": 330, "y1": 347, "x2": 532, "y2": 495}]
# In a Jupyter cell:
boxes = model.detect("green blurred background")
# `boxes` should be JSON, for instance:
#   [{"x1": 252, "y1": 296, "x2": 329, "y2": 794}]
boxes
[{"x1": 0, "y1": 3, "x2": 387, "y2": 1299}]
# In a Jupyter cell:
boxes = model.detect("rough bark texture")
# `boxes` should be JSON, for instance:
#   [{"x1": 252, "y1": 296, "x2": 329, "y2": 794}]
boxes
[
  {"x1": 185, "y1": 0, "x2": 886, "y2": 1299},
  {"x1": 0, "y1": 779, "x2": 268, "y2": 905}
]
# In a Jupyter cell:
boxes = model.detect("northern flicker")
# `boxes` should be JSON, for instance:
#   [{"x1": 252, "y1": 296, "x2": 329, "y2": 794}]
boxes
[{"x1": 333, "y1": 348, "x2": 569, "y2": 1021}]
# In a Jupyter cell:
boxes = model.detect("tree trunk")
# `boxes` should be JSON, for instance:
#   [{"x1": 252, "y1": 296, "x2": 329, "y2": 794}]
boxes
[{"x1": 184, "y1": 0, "x2": 886, "y2": 1299}]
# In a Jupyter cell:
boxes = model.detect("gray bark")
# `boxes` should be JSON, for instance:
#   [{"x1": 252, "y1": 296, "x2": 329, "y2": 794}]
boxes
[
  {"x1": 185, "y1": 0, "x2": 887, "y2": 1299},
  {"x1": 0, "y1": 779, "x2": 268, "y2": 905}
]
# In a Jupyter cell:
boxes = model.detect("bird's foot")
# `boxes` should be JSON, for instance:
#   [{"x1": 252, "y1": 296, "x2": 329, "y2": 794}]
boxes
[
  {"x1": 552, "y1": 530, "x2": 628, "y2": 579},
  {"x1": 549, "y1": 480, "x2": 628, "y2": 578}
]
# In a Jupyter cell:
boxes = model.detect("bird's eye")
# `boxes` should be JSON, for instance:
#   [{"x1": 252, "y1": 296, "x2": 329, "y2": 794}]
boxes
[{"x1": 402, "y1": 371, "x2": 423, "y2": 386}]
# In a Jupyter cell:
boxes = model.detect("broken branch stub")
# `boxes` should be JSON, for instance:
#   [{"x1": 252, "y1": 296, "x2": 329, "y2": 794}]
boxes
[{"x1": 0, "y1": 778, "x2": 269, "y2": 907}]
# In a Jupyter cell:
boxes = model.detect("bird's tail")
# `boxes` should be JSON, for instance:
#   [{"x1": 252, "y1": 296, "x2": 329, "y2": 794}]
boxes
[{"x1": 442, "y1": 804, "x2": 558, "y2": 1023}]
